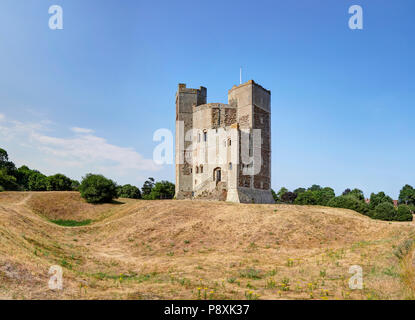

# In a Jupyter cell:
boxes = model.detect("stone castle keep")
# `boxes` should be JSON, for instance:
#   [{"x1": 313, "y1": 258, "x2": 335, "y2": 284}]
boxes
[{"x1": 175, "y1": 80, "x2": 275, "y2": 204}]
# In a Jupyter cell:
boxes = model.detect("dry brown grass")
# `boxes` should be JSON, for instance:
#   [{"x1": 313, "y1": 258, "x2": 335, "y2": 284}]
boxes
[
  {"x1": 0, "y1": 191, "x2": 414, "y2": 300},
  {"x1": 26, "y1": 192, "x2": 126, "y2": 221}
]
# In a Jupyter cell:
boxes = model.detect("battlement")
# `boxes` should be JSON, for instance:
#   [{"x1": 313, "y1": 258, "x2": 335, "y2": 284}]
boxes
[
  {"x1": 228, "y1": 80, "x2": 271, "y2": 95},
  {"x1": 177, "y1": 83, "x2": 207, "y2": 96}
]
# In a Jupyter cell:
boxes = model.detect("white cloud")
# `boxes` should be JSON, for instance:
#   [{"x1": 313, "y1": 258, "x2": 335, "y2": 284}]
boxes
[
  {"x1": 0, "y1": 114, "x2": 4, "y2": 121},
  {"x1": 71, "y1": 127, "x2": 94, "y2": 134},
  {"x1": 0, "y1": 115, "x2": 161, "y2": 182}
]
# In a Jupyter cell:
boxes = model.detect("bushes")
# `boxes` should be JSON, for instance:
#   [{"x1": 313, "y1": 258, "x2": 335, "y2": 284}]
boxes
[
  {"x1": 294, "y1": 190, "x2": 317, "y2": 205},
  {"x1": 146, "y1": 180, "x2": 175, "y2": 200},
  {"x1": 396, "y1": 205, "x2": 413, "y2": 222},
  {"x1": 0, "y1": 168, "x2": 19, "y2": 191},
  {"x1": 373, "y1": 202, "x2": 396, "y2": 221},
  {"x1": 342, "y1": 188, "x2": 365, "y2": 201},
  {"x1": 399, "y1": 185, "x2": 415, "y2": 206},
  {"x1": 327, "y1": 195, "x2": 369, "y2": 215},
  {"x1": 79, "y1": 174, "x2": 117, "y2": 203},
  {"x1": 117, "y1": 184, "x2": 141, "y2": 199},
  {"x1": 141, "y1": 177, "x2": 155, "y2": 198},
  {"x1": 28, "y1": 172, "x2": 48, "y2": 191},
  {"x1": 47, "y1": 174, "x2": 73, "y2": 191},
  {"x1": 293, "y1": 187, "x2": 335, "y2": 206},
  {"x1": 271, "y1": 189, "x2": 278, "y2": 202},
  {"x1": 315, "y1": 187, "x2": 336, "y2": 206},
  {"x1": 369, "y1": 192, "x2": 393, "y2": 210}
]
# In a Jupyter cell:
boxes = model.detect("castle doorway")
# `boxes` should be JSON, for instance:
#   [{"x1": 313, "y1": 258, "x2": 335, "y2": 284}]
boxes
[{"x1": 213, "y1": 167, "x2": 221, "y2": 185}]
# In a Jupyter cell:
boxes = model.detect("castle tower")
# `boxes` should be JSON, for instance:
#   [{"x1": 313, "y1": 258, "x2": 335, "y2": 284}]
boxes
[
  {"x1": 175, "y1": 80, "x2": 274, "y2": 204},
  {"x1": 227, "y1": 80, "x2": 274, "y2": 203},
  {"x1": 175, "y1": 84, "x2": 207, "y2": 199}
]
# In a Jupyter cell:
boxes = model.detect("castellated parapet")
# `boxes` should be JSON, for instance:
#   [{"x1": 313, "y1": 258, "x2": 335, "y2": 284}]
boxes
[{"x1": 175, "y1": 80, "x2": 275, "y2": 204}]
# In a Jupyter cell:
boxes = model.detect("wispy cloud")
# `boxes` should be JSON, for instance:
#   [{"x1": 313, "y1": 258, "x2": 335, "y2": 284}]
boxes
[
  {"x1": 71, "y1": 127, "x2": 94, "y2": 134},
  {"x1": 0, "y1": 115, "x2": 160, "y2": 181}
]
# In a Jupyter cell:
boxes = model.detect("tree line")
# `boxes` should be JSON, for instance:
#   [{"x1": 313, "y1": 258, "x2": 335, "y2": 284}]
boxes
[
  {"x1": 0, "y1": 148, "x2": 175, "y2": 203},
  {"x1": 271, "y1": 185, "x2": 414, "y2": 222}
]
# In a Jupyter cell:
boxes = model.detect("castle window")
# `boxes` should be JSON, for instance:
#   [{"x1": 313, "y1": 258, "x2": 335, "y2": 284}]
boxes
[
  {"x1": 228, "y1": 139, "x2": 231, "y2": 146},
  {"x1": 198, "y1": 133, "x2": 201, "y2": 142},
  {"x1": 196, "y1": 166, "x2": 199, "y2": 174},
  {"x1": 200, "y1": 165, "x2": 203, "y2": 173},
  {"x1": 229, "y1": 162, "x2": 232, "y2": 170},
  {"x1": 203, "y1": 131, "x2": 207, "y2": 142}
]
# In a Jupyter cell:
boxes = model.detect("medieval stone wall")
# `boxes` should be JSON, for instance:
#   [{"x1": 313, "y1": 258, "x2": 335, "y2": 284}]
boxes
[{"x1": 175, "y1": 80, "x2": 274, "y2": 203}]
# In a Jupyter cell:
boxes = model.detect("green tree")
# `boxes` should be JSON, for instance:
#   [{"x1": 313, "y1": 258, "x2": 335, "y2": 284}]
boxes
[
  {"x1": 148, "y1": 181, "x2": 175, "y2": 200},
  {"x1": 0, "y1": 168, "x2": 18, "y2": 190},
  {"x1": 369, "y1": 192, "x2": 393, "y2": 210},
  {"x1": 373, "y1": 202, "x2": 396, "y2": 221},
  {"x1": 71, "y1": 179, "x2": 80, "y2": 191},
  {"x1": 293, "y1": 187, "x2": 306, "y2": 195},
  {"x1": 0, "y1": 148, "x2": 8, "y2": 163},
  {"x1": 274, "y1": 187, "x2": 288, "y2": 202},
  {"x1": 396, "y1": 205, "x2": 413, "y2": 222},
  {"x1": 79, "y1": 174, "x2": 117, "y2": 203},
  {"x1": 16, "y1": 166, "x2": 31, "y2": 190},
  {"x1": 327, "y1": 195, "x2": 369, "y2": 215},
  {"x1": 315, "y1": 187, "x2": 336, "y2": 206},
  {"x1": 294, "y1": 190, "x2": 317, "y2": 205},
  {"x1": 0, "y1": 148, "x2": 17, "y2": 182},
  {"x1": 349, "y1": 188, "x2": 365, "y2": 201},
  {"x1": 398, "y1": 185, "x2": 415, "y2": 206},
  {"x1": 142, "y1": 177, "x2": 155, "y2": 197},
  {"x1": 342, "y1": 188, "x2": 351, "y2": 196},
  {"x1": 308, "y1": 184, "x2": 322, "y2": 192},
  {"x1": 294, "y1": 187, "x2": 335, "y2": 206},
  {"x1": 47, "y1": 174, "x2": 73, "y2": 191},
  {"x1": 28, "y1": 172, "x2": 48, "y2": 191},
  {"x1": 117, "y1": 184, "x2": 141, "y2": 199},
  {"x1": 271, "y1": 189, "x2": 278, "y2": 202}
]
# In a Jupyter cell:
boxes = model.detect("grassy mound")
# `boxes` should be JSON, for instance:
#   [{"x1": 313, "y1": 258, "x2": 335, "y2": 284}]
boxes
[{"x1": 0, "y1": 192, "x2": 414, "y2": 300}]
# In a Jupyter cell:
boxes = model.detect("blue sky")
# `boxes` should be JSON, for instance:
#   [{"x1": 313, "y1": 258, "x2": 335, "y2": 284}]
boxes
[{"x1": 0, "y1": 0, "x2": 414, "y2": 198}]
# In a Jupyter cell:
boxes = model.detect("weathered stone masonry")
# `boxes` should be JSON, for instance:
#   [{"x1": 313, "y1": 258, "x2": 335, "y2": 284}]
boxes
[{"x1": 175, "y1": 80, "x2": 275, "y2": 204}]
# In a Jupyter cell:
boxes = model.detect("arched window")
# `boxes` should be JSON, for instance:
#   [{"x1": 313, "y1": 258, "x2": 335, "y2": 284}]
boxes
[
  {"x1": 229, "y1": 162, "x2": 232, "y2": 170},
  {"x1": 196, "y1": 166, "x2": 199, "y2": 174},
  {"x1": 200, "y1": 165, "x2": 203, "y2": 173}
]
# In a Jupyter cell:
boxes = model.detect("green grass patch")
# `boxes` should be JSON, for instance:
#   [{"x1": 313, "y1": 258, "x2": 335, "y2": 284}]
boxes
[
  {"x1": 239, "y1": 268, "x2": 263, "y2": 279},
  {"x1": 50, "y1": 219, "x2": 92, "y2": 227},
  {"x1": 91, "y1": 271, "x2": 158, "y2": 282}
]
